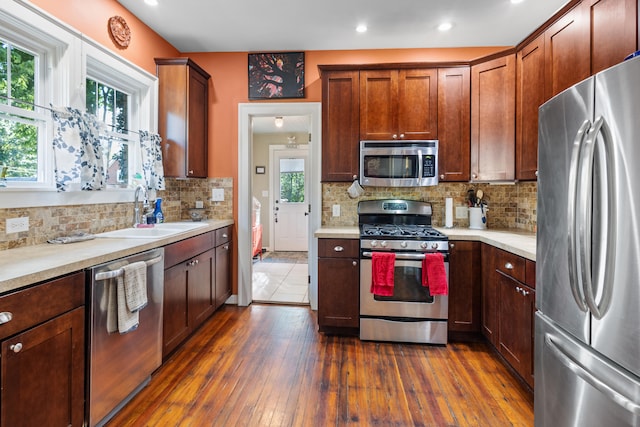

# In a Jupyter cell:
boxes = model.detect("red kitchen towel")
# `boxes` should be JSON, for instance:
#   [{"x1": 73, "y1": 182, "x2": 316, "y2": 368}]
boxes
[
  {"x1": 422, "y1": 253, "x2": 448, "y2": 295},
  {"x1": 371, "y1": 252, "x2": 396, "y2": 296}
]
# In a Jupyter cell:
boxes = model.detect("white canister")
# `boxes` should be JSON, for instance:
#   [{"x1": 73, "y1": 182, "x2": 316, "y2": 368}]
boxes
[{"x1": 469, "y1": 207, "x2": 486, "y2": 230}]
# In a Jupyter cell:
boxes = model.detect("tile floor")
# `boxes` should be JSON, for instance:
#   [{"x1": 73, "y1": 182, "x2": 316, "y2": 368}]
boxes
[{"x1": 252, "y1": 251, "x2": 309, "y2": 304}]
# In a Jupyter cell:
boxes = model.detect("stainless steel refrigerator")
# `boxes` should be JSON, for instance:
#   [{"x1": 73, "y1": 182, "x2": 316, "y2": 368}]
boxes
[{"x1": 536, "y1": 55, "x2": 640, "y2": 426}]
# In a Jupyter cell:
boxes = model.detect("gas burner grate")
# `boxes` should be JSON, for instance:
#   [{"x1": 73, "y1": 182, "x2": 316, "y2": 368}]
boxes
[{"x1": 360, "y1": 224, "x2": 447, "y2": 240}]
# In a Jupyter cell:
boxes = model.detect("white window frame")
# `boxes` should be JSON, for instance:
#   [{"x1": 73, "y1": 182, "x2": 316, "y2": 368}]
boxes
[{"x1": 0, "y1": 0, "x2": 157, "y2": 208}]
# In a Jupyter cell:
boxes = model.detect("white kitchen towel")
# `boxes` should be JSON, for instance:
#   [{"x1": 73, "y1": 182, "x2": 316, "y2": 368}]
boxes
[
  {"x1": 122, "y1": 261, "x2": 148, "y2": 312},
  {"x1": 347, "y1": 179, "x2": 365, "y2": 198}
]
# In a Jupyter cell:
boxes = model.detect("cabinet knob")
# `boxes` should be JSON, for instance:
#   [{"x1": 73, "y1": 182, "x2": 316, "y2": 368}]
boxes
[
  {"x1": 188, "y1": 170, "x2": 194, "y2": 175},
  {"x1": 10, "y1": 343, "x2": 23, "y2": 353},
  {"x1": 535, "y1": 170, "x2": 539, "y2": 177},
  {"x1": 222, "y1": 233, "x2": 228, "y2": 238},
  {"x1": 504, "y1": 262, "x2": 514, "y2": 270},
  {"x1": 333, "y1": 246, "x2": 344, "y2": 252},
  {"x1": 521, "y1": 288, "x2": 530, "y2": 296},
  {"x1": 223, "y1": 245, "x2": 229, "y2": 250},
  {"x1": 399, "y1": 133, "x2": 405, "y2": 139},
  {"x1": 0, "y1": 312, "x2": 13, "y2": 325},
  {"x1": 472, "y1": 173, "x2": 478, "y2": 179},
  {"x1": 440, "y1": 174, "x2": 445, "y2": 180},
  {"x1": 449, "y1": 243, "x2": 455, "y2": 249},
  {"x1": 353, "y1": 175, "x2": 358, "y2": 180},
  {"x1": 392, "y1": 134, "x2": 398, "y2": 139},
  {"x1": 352, "y1": 261, "x2": 357, "y2": 266}
]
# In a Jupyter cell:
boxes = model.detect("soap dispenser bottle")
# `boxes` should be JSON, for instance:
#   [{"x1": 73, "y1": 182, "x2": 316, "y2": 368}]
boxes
[{"x1": 153, "y1": 198, "x2": 164, "y2": 223}]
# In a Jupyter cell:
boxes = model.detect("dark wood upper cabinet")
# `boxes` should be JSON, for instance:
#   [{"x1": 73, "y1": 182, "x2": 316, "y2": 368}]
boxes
[
  {"x1": 471, "y1": 54, "x2": 516, "y2": 182},
  {"x1": 320, "y1": 70, "x2": 360, "y2": 182},
  {"x1": 360, "y1": 69, "x2": 437, "y2": 141},
  {"x1": 516, "y1": 35, "x2": 545, "y2": 181},
  {"x1": 589, "y1": 0, "x2": 637, "y2": 74},
  {"x1": 544, "y1": 4, "x2": 591, "y2": 99},
  {"x1": 437, "y1": 67, "x2": 471, "y2": 182},
  {"x1": 156, "y1": 58, "x2": 210, "y2": 178}
]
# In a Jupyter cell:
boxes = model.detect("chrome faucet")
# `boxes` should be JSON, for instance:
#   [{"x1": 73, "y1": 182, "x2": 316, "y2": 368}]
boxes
[{"x1": 133, "y1": 184, "x2": 149, "y2": 227}]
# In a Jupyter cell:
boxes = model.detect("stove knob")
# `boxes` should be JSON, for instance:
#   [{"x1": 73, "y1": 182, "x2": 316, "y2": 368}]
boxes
[
  {"x1": 420, "y1": 242, "x2": 428, "y2": 249},
  {"x1": 400, "y1": 241, "x2": 408, "y2": 248},
  {"x1": 370, "y1": 240, "x2": 378, "y2": 248},
  {"x1": 431, "y1": 243, "x2": 439, "y2": 250},
  {"x1": 380, "y1": 241, "x2": 388, "y2": 248}
]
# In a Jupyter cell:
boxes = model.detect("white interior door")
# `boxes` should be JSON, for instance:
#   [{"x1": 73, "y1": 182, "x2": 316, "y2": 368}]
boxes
[{"x1": 273, "y1": 148, "x2": 309, "y2": 251}]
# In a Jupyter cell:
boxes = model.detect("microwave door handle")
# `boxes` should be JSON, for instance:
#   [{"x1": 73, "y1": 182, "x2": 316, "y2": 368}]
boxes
[
  {"x1": 568, "y1": 120, "x2": 591, "y2": 312},
  {"x1": 417, "y1": 151, "x2": 423, "y2": 184}
]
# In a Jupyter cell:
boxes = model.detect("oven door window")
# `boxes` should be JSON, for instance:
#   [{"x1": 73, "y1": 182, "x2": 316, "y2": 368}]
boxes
[
  {"x1": 374, "y1": 262, "x2": 434, "y2": 303},
  {"x1": 363, "y1": 155, "x2": 418, "y2": 179}
]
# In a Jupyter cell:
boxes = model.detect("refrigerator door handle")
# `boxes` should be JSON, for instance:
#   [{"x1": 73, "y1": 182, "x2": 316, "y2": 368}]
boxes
[
  {"x1": 579, "y1": 116, "x2": 616, "y2": 319},
  {"x1": 567, "y1": 119, "x2": 591, "y2": 312},
  {"x1": 545, "y1": 333, "x2": 640, "y2": 415}
]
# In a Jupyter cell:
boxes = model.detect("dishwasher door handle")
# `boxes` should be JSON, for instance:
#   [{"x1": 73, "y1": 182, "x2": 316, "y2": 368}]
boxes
[{"x1": 94, "y1": 255, "x2": 163, "y2": 281}]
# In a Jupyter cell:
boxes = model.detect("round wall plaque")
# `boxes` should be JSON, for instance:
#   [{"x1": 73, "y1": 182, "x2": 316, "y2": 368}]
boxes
[{"x1": 108, "y1": 16, "x2": 131, "y2": 49}]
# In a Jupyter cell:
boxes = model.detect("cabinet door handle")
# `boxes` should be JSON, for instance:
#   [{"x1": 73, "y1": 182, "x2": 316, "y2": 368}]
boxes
[
  {"x1": 0, "y1": 312, "x2": 13, "y2": 325},
  {"x1": 333, "y1": 246, "x2": 344, "y2": 252},
  {"x1": 10, "y1": 342, "x2": 23, "y2": 353},
  {"x1": 504, "y1": 262, "x2": 514, "y2": 270}
]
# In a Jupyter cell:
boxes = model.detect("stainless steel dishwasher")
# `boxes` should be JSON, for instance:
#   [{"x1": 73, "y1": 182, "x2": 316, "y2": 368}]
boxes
[{"x1": 87, "y1": 247, "x2": 164, "y2": 427}]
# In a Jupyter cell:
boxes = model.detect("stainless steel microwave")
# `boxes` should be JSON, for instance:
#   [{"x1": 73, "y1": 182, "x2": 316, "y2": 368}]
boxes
[{"x1": 360, "y1": 140, "x2": 438, "y2": 187}]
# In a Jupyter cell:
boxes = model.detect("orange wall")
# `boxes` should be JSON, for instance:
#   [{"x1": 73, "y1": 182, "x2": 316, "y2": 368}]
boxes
[{"x1": 29, "y1": 0, "x2": 180, "y2": 73}]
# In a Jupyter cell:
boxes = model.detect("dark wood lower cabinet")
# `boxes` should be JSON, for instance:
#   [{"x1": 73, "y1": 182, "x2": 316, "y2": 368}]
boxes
[
  {"x1": 163, "y1": 229, "x2": 232, "y2": 359},
  {"x1": 317, "y1": 238, "x2": 360, "y2": 332},
  {"x1": 498, "y1": 272, "x2": 535, "y2": 388},
  {"x1": 482, "y1": 243, "x2": 536, "y2": 389},
  {"x1": 0, "y1": 272, "x2": 85, "y2": 427},
  {"x1": 448, "y1": 241, "x2": 481, "y2": 336}
]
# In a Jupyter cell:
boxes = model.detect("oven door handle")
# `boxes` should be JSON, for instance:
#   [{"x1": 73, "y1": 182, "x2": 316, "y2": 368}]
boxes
[{"x1": 362, "y1": 251, "x2": 439, "y2": 261}]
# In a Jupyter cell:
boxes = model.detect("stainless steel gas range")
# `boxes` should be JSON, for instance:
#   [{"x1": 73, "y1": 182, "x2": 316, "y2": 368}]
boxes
[{"x1": 358, "y1": 199, "x2": 449, "y2": 344}]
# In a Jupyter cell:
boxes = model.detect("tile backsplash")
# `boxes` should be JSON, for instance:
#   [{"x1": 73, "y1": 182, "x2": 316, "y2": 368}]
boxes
[
  {"x1": 322, "y1": 181, "x2": 537, "y2": 232},
  {"x1": 0, "y1": 177, "x2": 233, "y2": 250}
]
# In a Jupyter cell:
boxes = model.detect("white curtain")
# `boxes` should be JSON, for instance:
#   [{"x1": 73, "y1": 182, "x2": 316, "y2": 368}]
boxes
[
  {"x1": 51, "y1": 107, "x2": 106, "y2": 191},
  {"x1": 139, "y1": 130, "x2": 165, "y2": 190}
]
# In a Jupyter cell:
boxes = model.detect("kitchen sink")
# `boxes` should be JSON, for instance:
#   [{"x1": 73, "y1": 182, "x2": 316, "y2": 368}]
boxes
[{"x1": 96, "y1": 222, "x2": 207, "y2": 239}]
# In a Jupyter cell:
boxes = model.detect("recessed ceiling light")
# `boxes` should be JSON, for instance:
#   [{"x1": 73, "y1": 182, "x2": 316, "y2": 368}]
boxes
[
  {"x1": 144, "y1": 0, "x2": 158, "y2": 5},
  {"x1": 438, "y1": 22, "x2": 453, "y2": 32},
  {"x1": 274, "y1": 117, "x2": 284, "y2": 128},
  {"x1": 356, "y1": 24, "x2": 368, "y2": 33}
]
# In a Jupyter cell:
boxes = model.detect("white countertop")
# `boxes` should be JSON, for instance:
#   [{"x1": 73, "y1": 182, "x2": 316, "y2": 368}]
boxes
[
  {"x1": 0, "y1": 219, "x2": 234, "y2": 295},
  {"x1": 314, "y1": 226, "x2": 536, "y2": 261}
]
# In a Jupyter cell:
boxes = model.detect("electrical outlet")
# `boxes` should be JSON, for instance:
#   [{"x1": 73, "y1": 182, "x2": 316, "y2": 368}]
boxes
[
  {"x1": 195, "y1": 200, "x2": 204, "y2": 209},
  {"x1": 211, "y1": 188, "x2": 225, "y2": 202},
  {"x1": 7, "y1": 217, "x2": 29, "y2": 233},
  {"x1": 455, "y1": 206, "x2": 468, "y2": 219},
  {"x1": 332, "y1": 204, "x2": 341, "y2": 217}
]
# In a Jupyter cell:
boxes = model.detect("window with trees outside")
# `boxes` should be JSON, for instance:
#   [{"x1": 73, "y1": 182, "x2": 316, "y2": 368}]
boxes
[
  {"x1": 0, "y1": 39, "x2": 45, "y2": 184},
  {"x1": 86, "y1": 78, "x2": 132, "y2": 186}
]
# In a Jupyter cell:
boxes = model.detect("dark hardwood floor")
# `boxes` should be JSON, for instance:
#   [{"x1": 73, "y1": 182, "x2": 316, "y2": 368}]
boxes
[{"x1": 107, "y1": 304, "x2": 533, "y2": 426}]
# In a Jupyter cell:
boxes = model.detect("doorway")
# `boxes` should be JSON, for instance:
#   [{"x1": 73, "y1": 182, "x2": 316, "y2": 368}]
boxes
[
  {"x1": 252, "y1": 138, "x2": 310, "y2": 304},
  {"x1": 237, "y1": 102, "x2": 321, "y2": 309}
]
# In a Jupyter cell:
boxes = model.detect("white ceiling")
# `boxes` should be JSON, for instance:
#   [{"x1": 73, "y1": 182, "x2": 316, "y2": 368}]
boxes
[
  {"x1": 117, "y1": 0, "x2": 569, "y2": 53},
  {"x1": 252, "y1": 115, "x2": 310, "y2": 134}
]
